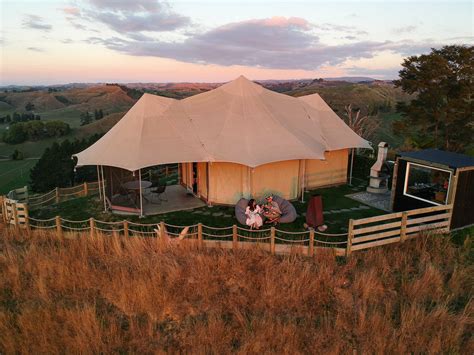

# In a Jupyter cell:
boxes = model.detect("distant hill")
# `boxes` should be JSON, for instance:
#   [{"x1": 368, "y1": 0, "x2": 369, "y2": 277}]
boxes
[
  {"x1": 322, "y1": 76, "x2": 379, "y2": 83},
  {"x1": 0, "y1": 85, "x2": 135, "y2": 128}
]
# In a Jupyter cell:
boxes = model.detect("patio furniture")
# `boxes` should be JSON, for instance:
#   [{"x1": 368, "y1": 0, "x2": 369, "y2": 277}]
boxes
[
  {"x1": 122, "y1": 180, "x2": 152, "y2": 204},
  {"x1": 150, "y1": 184, "x2": 168, "y2": 204},
  {"x1": 235, "y1": 195, "x2": 297, "y2": 225}
]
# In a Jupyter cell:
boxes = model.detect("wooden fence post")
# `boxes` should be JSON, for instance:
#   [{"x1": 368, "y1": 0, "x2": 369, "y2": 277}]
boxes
[
  {"x1": 0, "y1": 196, "x2": 6, "y2": 224},
  {"x1": 308, "y1": 228, "x2": 315, "y2": 257},
  {"x1": 56, "y1": 216, "x2": 62, "y2": 238},
  {"x1": 89, "y1": 218, "x2": 95, "y2": 238},
  {"x1": 159, "y1": 221, "x2": 165, "y2": 239},
  {"x1": 123, "y1": 220, "x2": 129, "y2": 238},
  {"x1": 346, "y1": 219, "x2": 354, "y2": 257},
  {"x1": 197, "y1": 223, "x2": 203, "y2": 248},
  {"x1": 232, "y1": 225, "x2": 238, "y2": 250},
  {"x1": 12, "y1": 203, "x2": 19, "y2": 230},
  {"x1": 55, "y1": 187, "x2": 60, "y2": 203},
  {"x1": 400, "y1": 212, "x2": 408, "y2": 243},
  {"x1": 84, "y1": 182, "x2": 88, "y2": 196},
  {"x1": 270, "y1": 227, "x2": 276, "y2": 255},
  {"x1": 165, "y1": 166, "x2": 169, "y2": 176},
  {"x1": 24, "y1": 204, "x2": 31, "y2": 236}
]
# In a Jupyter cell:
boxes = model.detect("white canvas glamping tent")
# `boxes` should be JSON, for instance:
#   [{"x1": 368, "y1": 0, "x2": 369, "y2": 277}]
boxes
[{"x1": 75, "y1": 76, "x2": 370, "y2": 215}]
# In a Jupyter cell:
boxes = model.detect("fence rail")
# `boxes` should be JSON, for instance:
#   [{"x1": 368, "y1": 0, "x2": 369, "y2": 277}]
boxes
[{"x1": 346, "y1": 204, "x2": 453, "y2": 255}]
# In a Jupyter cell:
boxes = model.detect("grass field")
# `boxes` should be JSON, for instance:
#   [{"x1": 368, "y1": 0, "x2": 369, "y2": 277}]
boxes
[
  {"x1": 0, "y1": 225, "x2": 471, "y2": 353},
  {"x1": 30, "y1": 184, "x2": 383, "y2": 233},
  {"x1": 0, "y1": 159, "x2": 38, "y2": 194}
]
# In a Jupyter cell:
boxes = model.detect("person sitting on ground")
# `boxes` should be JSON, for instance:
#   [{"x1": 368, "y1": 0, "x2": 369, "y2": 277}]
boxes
[
  {"x1": 245, "y1": 199, "x2": 263, "y2": 229},
  {"x1": 262, "y1": 195, "x2": 282, "y2": 225}
]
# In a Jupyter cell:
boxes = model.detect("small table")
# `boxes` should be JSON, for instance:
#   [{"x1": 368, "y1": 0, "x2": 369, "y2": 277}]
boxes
[{"x1": 122, "y1": 180, "x2": 152, "y2": 204}]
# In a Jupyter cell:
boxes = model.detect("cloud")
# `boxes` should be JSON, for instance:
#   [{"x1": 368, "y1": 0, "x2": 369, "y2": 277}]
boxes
[
  {"x1": 65, "y1": 0, "x2": 190, "y2": 34},
  {"x1": 88, "y1": 0, "x2": 161, "y2": 12},
  {"x1": 392, "y1": 25, "x2": 417, "y2": 34},
  {"x1": 22, "y1": 15, "x2": 52, "y2": 31},
  {"x1": 87, "y1": 17, "x2": 441, "y2": 71},
  {"x1": 62, "y1": 7, "x2": 81, "y2": 16},
  {"x1": 27, "y1": 47, "x2": 45, "y2": 52},
  {"x1": 315, "y1": 23, "x2": 368, "y2": 36},
  {"x1": 93, "y1": 10, "x2": 190, "y2": 32}
]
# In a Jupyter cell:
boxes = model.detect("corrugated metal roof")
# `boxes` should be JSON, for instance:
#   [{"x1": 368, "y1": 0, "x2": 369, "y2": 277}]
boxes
[{"x1": 400, "y1": 149, "x2": 474, "y2": 169}]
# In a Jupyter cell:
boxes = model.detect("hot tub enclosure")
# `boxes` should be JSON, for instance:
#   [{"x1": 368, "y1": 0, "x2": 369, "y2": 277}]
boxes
[
  {"x1": 391, "y1": 149, "x2": 474, "y2": 229},
  {"x1": 74, "y1": 76, "x2": 370, "y2": 211}
]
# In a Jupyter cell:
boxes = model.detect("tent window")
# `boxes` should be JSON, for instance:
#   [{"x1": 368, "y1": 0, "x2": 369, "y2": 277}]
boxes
[{"x1": 403, "y1": 162, "x2": 452, "y2": 205}]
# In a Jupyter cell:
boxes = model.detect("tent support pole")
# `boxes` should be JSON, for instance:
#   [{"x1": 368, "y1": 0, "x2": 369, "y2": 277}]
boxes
[
  {"x1": 101, "y1": 166, "x2": 107, "y2": 212},
  {"x1": 301, "y1": 159, "x2": 306, "y2": 203},
  {"x1": 96, "y1": 165, "x2": 102, "y2": 201},
  {"x1": 207, "y1": 163, "x2": 212, "y2": 207},
  {"x1": 349, "y1": 148, "x2": 355, "y2": 186},
  {"x1": 139, "y1": 169, "x2": 144, "y2": 218}
]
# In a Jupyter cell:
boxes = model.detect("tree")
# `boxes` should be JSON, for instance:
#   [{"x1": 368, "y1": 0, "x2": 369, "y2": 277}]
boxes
[
  {"x1": 80, "y1": 112, "x2": 93, "y2": 126},
  {"x1": 394, "y1": 45, "x2": 473, "y2": 152},
  {"x1": 30, "y1": 135, "x2": 102, "y2": 192},
  {"x1": 343, "y1": 104, "x2": 381, "y2": 141},
  {"x1": 25, "y1": 102, "x2": 35, "y2": 111}
]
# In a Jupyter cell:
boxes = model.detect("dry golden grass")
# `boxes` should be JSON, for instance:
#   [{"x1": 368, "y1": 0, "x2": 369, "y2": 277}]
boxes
[{"x1": 0, "y1": 226, "x2": 472, "y2": 354}]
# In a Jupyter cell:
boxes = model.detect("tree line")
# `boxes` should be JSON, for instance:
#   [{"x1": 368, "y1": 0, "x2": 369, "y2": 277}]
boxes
[
  {"x1": 0, "y1": 112, "x2": 41, "y2": 124},
  {"x1": 2, "y1": 120, "x2": 70, "y2": 144},
  {"x1": 30, "y1": 135, "x2": 102, "y2": 192},
  {"x1": 80, "y1": 109, "x2": 106, "y2": 125}
]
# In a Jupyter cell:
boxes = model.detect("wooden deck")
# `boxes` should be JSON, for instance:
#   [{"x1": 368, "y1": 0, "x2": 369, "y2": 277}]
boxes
[{"x1": 112, "y1": 185, "x2": 206, "y2": 216}]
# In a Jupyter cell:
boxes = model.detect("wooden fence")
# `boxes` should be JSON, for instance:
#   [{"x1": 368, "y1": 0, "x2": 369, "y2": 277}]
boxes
[
  {"x1": 346, "y1": 204, "x2": 453, "y2": 255},
  {"x1": 1, "y1": 191, "x2": 453, "y2": 257}
]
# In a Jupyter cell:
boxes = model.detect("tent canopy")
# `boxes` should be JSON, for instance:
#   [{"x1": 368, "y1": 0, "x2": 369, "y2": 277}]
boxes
[{"x1": 75, "y1": 76, "x2": 371, "y2": 171}]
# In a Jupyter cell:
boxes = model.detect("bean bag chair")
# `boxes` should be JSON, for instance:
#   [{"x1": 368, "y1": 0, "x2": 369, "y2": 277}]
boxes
[
  {"x1": 235, "y1": 196, "x2": 297, "y2": 225},
  {"x1": 272, "y1": 195, "x2": 298, "y2": 223},
  {"x1": 235, "y1": 198, "x2": 249, "y2": 225}
]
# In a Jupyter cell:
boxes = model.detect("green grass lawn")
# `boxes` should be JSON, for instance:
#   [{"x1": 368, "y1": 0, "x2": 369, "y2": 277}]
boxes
[
  {"x1": 0, "y1": 159, "x2": 38, "y2": 194},
  {"x1": 38, "y1": 107, "x2": 83, "y2": 128},
  {"x1": 30, "y1": 184, "x2": 384, "y2": 235}
]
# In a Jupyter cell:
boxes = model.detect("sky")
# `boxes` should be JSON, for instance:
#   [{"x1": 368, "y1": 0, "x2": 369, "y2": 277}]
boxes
[{"x1": 0, "y1": 0, "x2": 472, "y2": 85}]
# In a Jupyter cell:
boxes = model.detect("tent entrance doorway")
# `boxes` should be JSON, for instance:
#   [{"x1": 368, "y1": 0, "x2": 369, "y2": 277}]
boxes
[{"x1": 192, "y1": 163, "x2": 198, "y2": 195}]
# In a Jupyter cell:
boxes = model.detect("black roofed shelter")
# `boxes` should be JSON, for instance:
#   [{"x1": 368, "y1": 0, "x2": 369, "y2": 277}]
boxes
[{"x1": 391, "y1": 149, "x2": 474, "y2": 229}]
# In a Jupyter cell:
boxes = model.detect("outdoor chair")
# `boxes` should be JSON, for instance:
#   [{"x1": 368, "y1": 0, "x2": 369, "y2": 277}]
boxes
[
  {"x1": 150, "y1": 184, "x2": 168, "y2": 204},
  {"x1": 116, "y1": 185, "x2": 136, "y2": 206}
]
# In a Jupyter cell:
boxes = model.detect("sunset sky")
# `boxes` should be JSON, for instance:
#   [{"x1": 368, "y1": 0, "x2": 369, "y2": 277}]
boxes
[{"x1": 1, "y1": 0, "x2": 472, "y2": 85}]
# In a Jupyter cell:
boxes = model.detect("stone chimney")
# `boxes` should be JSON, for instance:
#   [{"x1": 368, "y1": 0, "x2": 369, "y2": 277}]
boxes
[{"x1": 367, "y1": 142, "x2": 390, "y2": 193}]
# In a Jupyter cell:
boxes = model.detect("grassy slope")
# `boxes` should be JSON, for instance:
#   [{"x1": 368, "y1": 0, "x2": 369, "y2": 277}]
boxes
[
  {"x1": 0, "y1": 226, "x2": 471, "y2": 353},
  {"x1": 0, "y1": 159, "x2": 38, "y2": 194}
]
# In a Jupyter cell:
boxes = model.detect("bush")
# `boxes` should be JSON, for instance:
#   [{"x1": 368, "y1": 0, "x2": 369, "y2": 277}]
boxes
[
  {"x1": 11, "y1": 149, "x2": 24, "y2": 160},
  {"x1": 2, "y1": 120, "x2": 70, "y2": 144}
]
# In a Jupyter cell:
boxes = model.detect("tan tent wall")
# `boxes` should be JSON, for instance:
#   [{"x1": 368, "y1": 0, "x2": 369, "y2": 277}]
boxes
[
  {"x1": 252, "y1": 160, "x2": 300, "y2": 200},
  {"x1": 207, "y1": 162, "x2": 250, "y2": 205},
  {"x1": 305, "y1": 149, "x2": 349, "y2": 189},
  {"x1": 197, "y1": 162, "x2": 208, "y2": 199},
  {"x1": 182, "y1": 149, "x2": 349, "y2": 205},
  {"x1": 179, "y1": 163, "x2": 194, "y2": 190}
]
